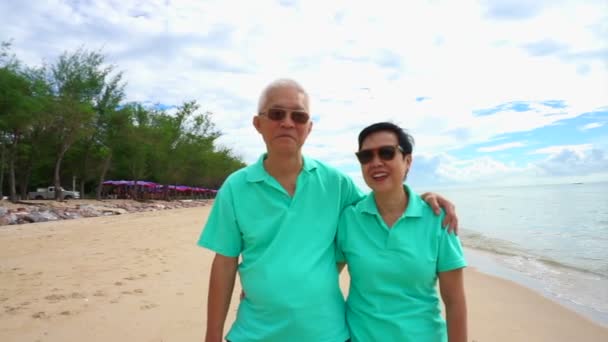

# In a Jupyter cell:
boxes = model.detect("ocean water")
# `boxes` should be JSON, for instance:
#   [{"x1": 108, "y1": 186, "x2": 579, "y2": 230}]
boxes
[{"x1": 431, "y1": 182, "x2": 608, "y2": 326}]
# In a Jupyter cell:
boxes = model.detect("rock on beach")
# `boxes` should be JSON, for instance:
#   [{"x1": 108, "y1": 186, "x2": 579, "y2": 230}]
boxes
[{"x1": 0, "y1": 199, "x2": 211, "y2": 226}]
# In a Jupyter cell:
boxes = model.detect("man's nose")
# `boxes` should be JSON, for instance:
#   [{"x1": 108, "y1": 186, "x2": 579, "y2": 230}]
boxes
[{"x1": 279, "y1": 112, "x2": 295, "y2": 127}]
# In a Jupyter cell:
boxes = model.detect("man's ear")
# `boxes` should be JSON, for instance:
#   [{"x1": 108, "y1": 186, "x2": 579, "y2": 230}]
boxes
[{"x1": 253, "y1": 115, "x2": 261, "y2": 133}]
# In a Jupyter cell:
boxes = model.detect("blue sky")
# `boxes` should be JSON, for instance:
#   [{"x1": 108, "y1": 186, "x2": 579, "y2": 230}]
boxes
[{"x1": 1, "y1": 0, "x2": 606, "y2": 189}]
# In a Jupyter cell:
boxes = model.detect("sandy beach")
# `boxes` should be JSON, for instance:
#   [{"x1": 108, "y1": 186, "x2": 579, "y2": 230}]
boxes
[{"x1": 1, "y1": 203, "x2": 606, "y2": 342}]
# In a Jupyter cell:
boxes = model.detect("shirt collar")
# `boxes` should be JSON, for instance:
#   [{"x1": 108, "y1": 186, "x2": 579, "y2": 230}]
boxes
[
  {"x1": 245, "y1": 153, "x2": 318, "y2": 183},
  {"x1": 359, "y1": 184, "x2": 424, "y2": 218}
]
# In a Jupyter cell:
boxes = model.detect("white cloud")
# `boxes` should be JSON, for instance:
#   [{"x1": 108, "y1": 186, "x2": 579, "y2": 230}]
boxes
[
  {"x1": 406, "y1": 147, "x2": 608, "y2": 188},
  {"x1": 401, "y1": 151, "x2": 539, "y2": 188},
  {"x1": 477, "y1": 142, "x2": 526, "y2": 152},
  {"x1": 580, "y1": 122, "x2": 604, "y2": 130},
  {"x1": 1, "y1": 0, "x2": 607, "y2": 186},
  {"x1": 535, "y1": 148, "x2": 608, "y2": 177},
  {"x1": 531, "y1": 144, "x2": 593, "y2": 155}
]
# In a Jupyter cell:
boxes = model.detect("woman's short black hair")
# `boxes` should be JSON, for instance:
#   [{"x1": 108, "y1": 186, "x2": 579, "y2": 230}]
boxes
[{"x1": 357, "y1": 122, "x2": 414, "y2": 154}]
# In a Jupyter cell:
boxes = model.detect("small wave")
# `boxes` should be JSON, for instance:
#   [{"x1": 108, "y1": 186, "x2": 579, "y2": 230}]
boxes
[
  {"x1": 534, "y1": 256, "x2": 607, "y2": 278},
  {"x1": 460, "y1": 230, "x2": 529, "y2": 258},
  {"x1": 460, "y1": 229, "x2": 608, "y2": 278}
]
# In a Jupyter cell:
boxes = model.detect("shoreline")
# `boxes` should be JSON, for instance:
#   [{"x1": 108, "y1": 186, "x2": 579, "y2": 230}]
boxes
[
  {"x1": 464, "y1": 247, "x2": 608, "y2": 328},
  {"x1": 455, "y1": 267, "x2": 607, "y2": 341},
  {"x1": 0, "y1": 205, "x2": 606, "y2": 341}
]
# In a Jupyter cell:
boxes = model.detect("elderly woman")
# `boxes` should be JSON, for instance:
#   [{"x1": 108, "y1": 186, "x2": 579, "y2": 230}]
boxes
[{"x1": 336, "y1": 122, "x2": 467, "y2": 342}]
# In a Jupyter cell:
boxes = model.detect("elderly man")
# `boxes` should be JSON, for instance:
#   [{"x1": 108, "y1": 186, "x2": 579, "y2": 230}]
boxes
[{"x1": 198, "y1": 79, "x2": 457, "y2": 342}]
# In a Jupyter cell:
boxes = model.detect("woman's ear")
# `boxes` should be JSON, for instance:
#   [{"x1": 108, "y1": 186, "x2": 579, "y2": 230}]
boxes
[
  {"x1": 406, "y1": 154, "x2": 413, "y2": 170},
  {"x1": 403, "y1": 154, "x2": 413, "y2": 165},
  {"x1": 403, "y1": 155, "x2": 413, "y2": 181}
]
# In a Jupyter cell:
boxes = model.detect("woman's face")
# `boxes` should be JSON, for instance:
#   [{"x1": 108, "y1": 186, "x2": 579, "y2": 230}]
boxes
[{"x1": 358, "y1": 131, "x2": 412, "y2": 194}]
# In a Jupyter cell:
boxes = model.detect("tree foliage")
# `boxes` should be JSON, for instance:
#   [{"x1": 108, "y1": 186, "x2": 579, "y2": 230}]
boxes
[{"x1": 0, "y1": 42, "x2": 245, "y2": 201}]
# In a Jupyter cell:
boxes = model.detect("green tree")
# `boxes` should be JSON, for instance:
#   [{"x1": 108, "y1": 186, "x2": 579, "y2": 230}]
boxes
[
  {"x1": 63, "y1": 75, "x2": 125, "y2": 198},
  {"x1": 108, "y1": 103, "x2": 159, "y2": 199},
  {"x1": 0, "y1": 68, "x2": 30, "y2": 201},
  {"x1": 1, "y1": 41, "x2": 247, "y2": 201},
  {"x1": 0, "y1": 52, "x2": 47, "y2": 201},
  {"x1": 47, "y1": 48, "x2": 116, "y2": 199},
  {"x1": 15, "y1": 66, "x2": 54, "y2": 199},
  {"x1": 148, "y1": 101, "x2": 221, "y2": 199}
]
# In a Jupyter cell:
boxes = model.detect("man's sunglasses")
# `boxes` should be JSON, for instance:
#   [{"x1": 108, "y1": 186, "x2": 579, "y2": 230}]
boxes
[
  {"x1": 259, "y1": 108, "x2": 310, "y2": 124},
  {"x1": 355, "y1": 145, "x2": 405, "y2": 164}
]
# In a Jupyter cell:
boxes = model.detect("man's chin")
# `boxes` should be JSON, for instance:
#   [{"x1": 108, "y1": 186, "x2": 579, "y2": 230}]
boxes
[{"x1": 270, "y1": 143, "x2": 300, "y2": 155}]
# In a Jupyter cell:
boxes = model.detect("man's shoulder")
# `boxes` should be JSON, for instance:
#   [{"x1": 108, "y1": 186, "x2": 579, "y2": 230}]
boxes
[
  {"x1": 305, "y1": 156, "x2": 348, "y2": 178},
  {"x1": 353, "y1": 192, "x2": 375, "y2": 214},
  {"x1": 341, "y1": 201, "x2": 361, "y2": 218},
  {"x1": 219, "y1": 165, "x2": 252, "y2": 187},
  {"x1": 339, "y1": 192, "x2": 370, "y2": 217}
]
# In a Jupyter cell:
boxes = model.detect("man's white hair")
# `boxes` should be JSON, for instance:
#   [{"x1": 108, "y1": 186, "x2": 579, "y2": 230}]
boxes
[{"x1": 257, "y1": 78, "x2": 309, "y2": 113}]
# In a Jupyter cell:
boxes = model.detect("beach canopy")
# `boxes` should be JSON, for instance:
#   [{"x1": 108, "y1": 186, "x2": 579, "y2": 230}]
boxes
[
  {"x1": 102, "y1": 180, "x2": 157, "y2": 187},
  {"x1": 102, "y1": 180, "x2": 216, "y2": 193}
]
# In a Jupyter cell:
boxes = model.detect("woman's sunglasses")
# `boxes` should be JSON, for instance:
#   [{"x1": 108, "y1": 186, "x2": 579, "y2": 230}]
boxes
[
  {"x1": 259, "y1": 108, "x2": 310, "y2": 124},
  {"x1": 355, "y1": 145, "x2": 405, "y2": 164}
]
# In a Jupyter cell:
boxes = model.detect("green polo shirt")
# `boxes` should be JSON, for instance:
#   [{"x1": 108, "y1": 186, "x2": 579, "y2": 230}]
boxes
[
  {"x1": 336, "y1": 185, "x2": 466, "y2": 342},
  {"x1": 198, "y1": 154, "x2": 363, "y2": 342}
]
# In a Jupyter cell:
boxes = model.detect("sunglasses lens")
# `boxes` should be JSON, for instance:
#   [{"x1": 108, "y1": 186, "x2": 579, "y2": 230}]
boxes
[
  {"x1": 356, "y1": 146, "x2": 400, "y2": 164},
  {"x1": 266, "y1": 108, "x2": 286, "y2": 121},
  {"x1": 265, "y1": 109, "x2": 309, "y2": 124},
  {"x1": 356, "y1": 150, "x2": 374, "y2": 164},
  {"x1": 378, "y1": 146, "x2": 397, "y2": 161},
  {"x1": 291, "y1": 111, "x2": 310, "y2": 124}
]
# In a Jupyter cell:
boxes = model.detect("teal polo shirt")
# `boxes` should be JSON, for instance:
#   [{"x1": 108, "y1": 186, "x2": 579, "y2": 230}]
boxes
[
  {"x1": 198, "y1": 154, "x2": 363, "y2": 342},
  {"x1": 336, "y1": 185, "x2": 466, "y2": 342}
]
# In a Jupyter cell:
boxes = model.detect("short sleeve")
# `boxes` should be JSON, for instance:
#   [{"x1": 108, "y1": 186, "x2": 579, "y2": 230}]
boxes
[
  {"x1": 197, "y1": 182, "x2": 242, "y2": 257},
  {"x1": 437, "y1": 220, "x2": 467, "y2": 273},
  {"x1": 335, "y1": 209, "x2": 349, "y2": 263},
  {"x1": 338, "y1": 172, "x2": 364, "y2": 211},
  {"x1": 335, "y1": 244, "x2": 345, "y2": 263}
]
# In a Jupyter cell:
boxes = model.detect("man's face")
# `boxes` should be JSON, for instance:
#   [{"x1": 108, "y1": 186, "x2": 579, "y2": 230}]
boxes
[{"x1": 253, "y1": 85, "x2": 312, "y2": 155}]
